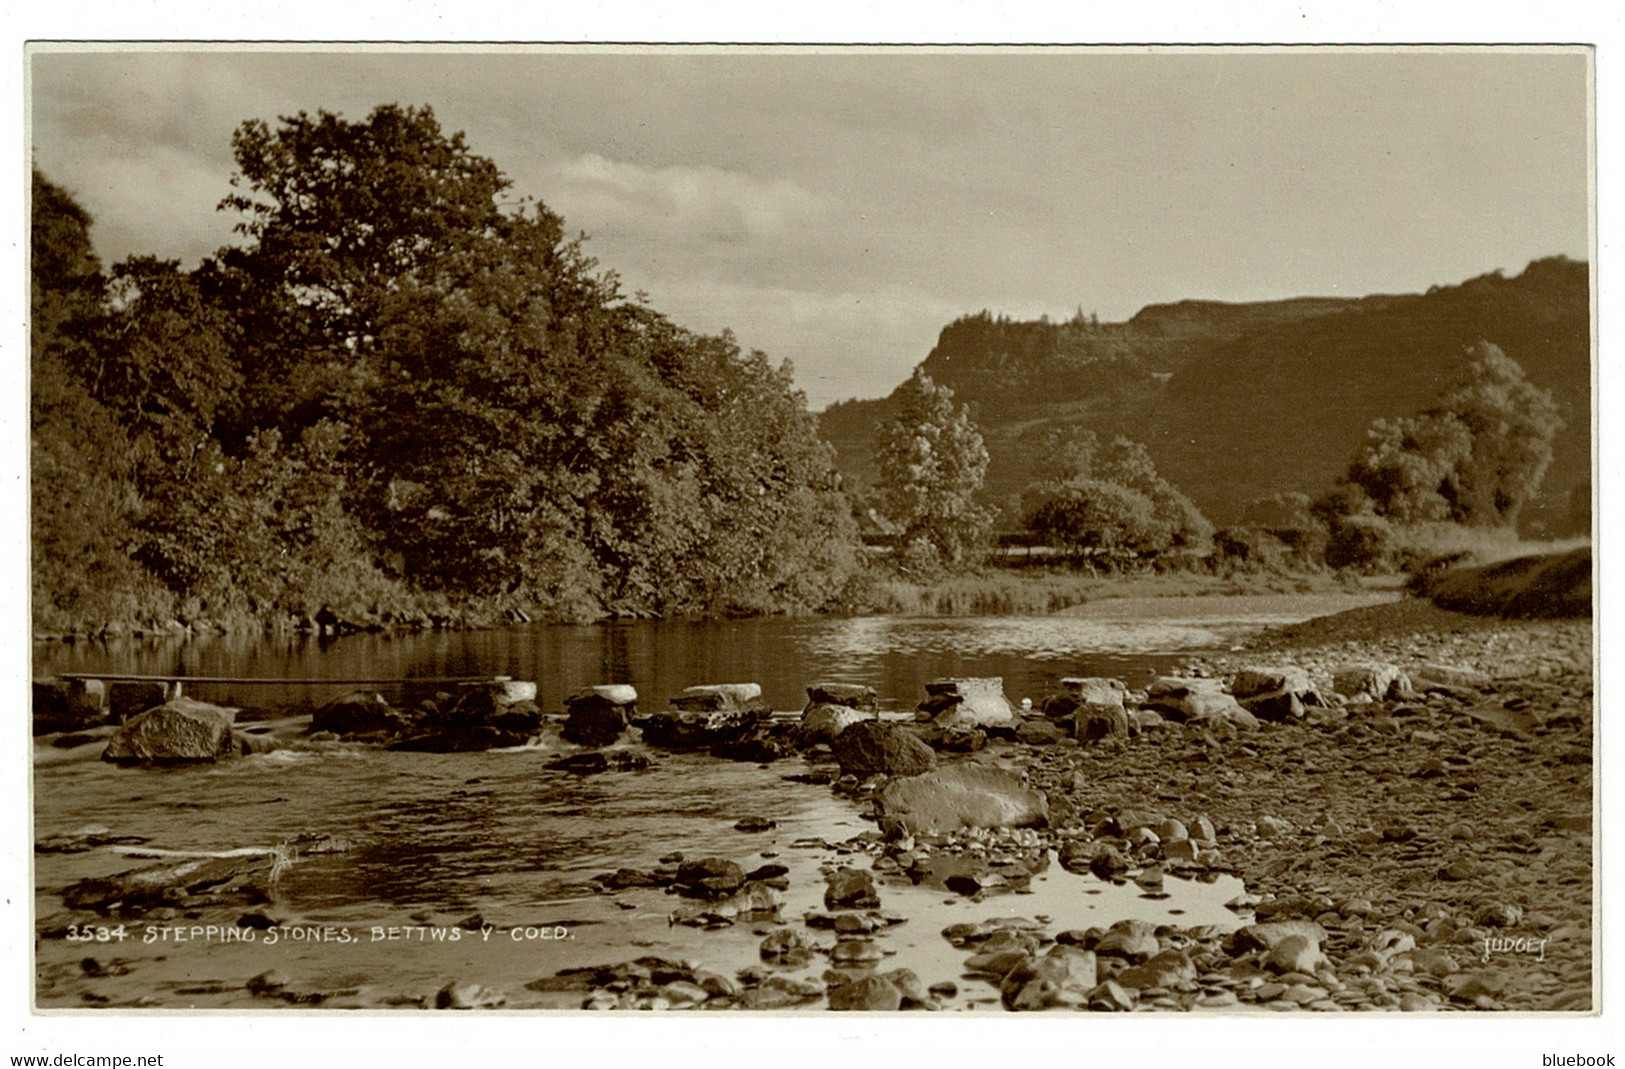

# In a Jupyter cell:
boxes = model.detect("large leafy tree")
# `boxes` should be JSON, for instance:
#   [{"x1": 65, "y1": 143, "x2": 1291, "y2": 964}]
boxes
[
  {"x1": 1344, "y1": 341, "x2": 1562, "y2": 528},
  {"x1": 875, "y1": 368, "x2": 993, "y2": 566},
  {"x1": 1021, "y1": 428, "x2": 1212, "y2": 562},
  {"x1": 209, "y1": 103, "x2": 855, "y2": 614}
]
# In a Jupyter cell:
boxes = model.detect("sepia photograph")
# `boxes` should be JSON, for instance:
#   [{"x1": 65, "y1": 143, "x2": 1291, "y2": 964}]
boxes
[{"x1": 13, "y1": 27, "x2": 1609, "y2": 1061}]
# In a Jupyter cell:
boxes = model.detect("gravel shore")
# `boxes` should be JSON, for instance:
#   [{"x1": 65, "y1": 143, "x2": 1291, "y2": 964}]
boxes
[{"x1": 1000, "y1": 597, "x2": 1595, "y2": 1011}]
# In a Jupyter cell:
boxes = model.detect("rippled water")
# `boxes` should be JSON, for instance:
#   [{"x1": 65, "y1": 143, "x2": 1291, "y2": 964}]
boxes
[{"x1": 35, "y1": 612, "x2": 1280, "y2": 1010}]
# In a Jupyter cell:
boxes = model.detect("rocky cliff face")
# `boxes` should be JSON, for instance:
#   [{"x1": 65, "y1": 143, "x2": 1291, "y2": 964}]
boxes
[{"x1": 820, "y1": 257, "x2": 1590, "y2": 531}]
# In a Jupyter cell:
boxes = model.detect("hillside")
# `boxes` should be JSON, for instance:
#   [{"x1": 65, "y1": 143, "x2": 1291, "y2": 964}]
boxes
[{"x1": 820, "y1": 257, "x2": 1590, "y2": 532}]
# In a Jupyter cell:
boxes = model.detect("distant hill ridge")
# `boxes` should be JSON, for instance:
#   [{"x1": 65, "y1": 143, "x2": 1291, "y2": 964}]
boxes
[{"x1": 819, "y1": 257, "x2": 1590, "y2": 531}]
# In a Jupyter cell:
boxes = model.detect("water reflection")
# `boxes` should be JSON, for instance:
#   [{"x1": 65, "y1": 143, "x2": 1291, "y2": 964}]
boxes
[{"x1": 33, "y1": 614, "x2": 1219, "y2": 714}]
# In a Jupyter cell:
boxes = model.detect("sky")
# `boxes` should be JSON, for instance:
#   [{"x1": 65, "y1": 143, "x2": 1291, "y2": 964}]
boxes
[{"x1": 27, "y1": 47, "x2": 1591, "y2": 409}]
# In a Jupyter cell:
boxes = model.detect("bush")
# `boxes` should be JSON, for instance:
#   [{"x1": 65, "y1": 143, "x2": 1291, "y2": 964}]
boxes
[{"x1": 1324, "y1": 513, "x2": 1397, "y2": 572}]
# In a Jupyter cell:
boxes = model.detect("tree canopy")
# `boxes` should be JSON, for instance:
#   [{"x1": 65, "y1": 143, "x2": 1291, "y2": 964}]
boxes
[
  {"x1": 1341, "y1": 341, "x2": 1563, "y2": 528},
  {"x1": 1021, "y1": 428, "x2": 1212, "y2": 563},
  {"x1": 874, "y1": 368, "x2": 993, "y2": 566},
  {"x1": 31, "y1": 106, "x2": 859, "y2": 632}
]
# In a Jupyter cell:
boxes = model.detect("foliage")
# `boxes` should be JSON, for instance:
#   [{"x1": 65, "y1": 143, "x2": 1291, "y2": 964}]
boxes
[
  {"x1": 31, "y1": 107, "x2": 860, "y2": 632},
  {"x1": 874, "y1": 368, "x2": 993, "y2": 566},
  {"x1": 1323, "y1": 512, "x2": 1398, "y2": 572},
  {"x1": 1019, "y1": 428, "x2": 1212, "y2": 566},
  {"x1": 1343, "y1": 341, "x2": 1563, "y2": 528}
]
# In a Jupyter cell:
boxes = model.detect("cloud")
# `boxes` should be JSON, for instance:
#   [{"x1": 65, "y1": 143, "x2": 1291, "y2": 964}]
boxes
[{"x1": 540, "y1": 153, "x2": 833, "y2": 245}]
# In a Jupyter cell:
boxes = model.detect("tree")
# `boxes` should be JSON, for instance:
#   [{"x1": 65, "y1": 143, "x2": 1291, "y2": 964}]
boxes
[
  {"x1": 874, "y1": 369, "x2": 992, "y2": 566},
  {"x1": 1020, "y1": 429, "x2": 1212, "y2": 563},
  {"x1": 1024, "y1": 478, "x2": 1159, "y2": 559},
  {"x1": 1343, "y1": 341, "x2": 1562, "y2": 528},
  {"x1": 30, "y1": 171, "x2": 173, "y2": 631},
  {"x1": 210, "y1": 103, "x2": 858, "y2": 614}
]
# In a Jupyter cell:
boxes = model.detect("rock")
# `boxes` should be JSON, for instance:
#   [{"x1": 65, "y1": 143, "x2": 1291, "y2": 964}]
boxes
[
  {"x1": 33, "y1": 679, "x2": 108, "y2": 734},
  {"x1": 561, "y1": 691, "x2": 632, "y2": 747},
  {"x1": 1156, "y1": 818, "x2": 1189, "y2": 842},
  {"x1": 1461, "y1": 701, "x2": 1540, "y2": 738},
  {"x1": 928, "y1": 981, "x2": 959, "y2": 999},
  {"x1": 1178, "y1": 691, "x2": 1260, "y2": 729},
  {"x1": 674, "y1": 858, "x2": 747, "y2": 899},
  {"x1": 740, "y1": 975, "x2": 822, "y2": 1009},
  {"x1": 311, "y1": 691, "x2": 408, "y2": 737},
  {"x1": 1230, "y1": 666, "x2": 1315, "y2": 701},
  {"x1": 103, "y1": 698, "x2": 237, "y2": 764},
  {"x1": 910, "y1": 723, "x2": 989, "y2": 753},
  {"x1": 1227, "y1": 920, "x2": 1327, "y2": 955},
  {"x1": 669, "y1": 882, "x2": 782, "y2": 926},
  {"x1": 1086, "y1": 978, "x2": 1136, "y2": 1011},
  {"x1": 875, "y1": 763, "x2": 1047, "y2": 834},
  {"x1": 1242, "y1": 690, "x2": 1307, "y2": 722},
  {"x1": 759, "y1": 928, "x2": 817, "y2": 966},
  {"x1": 1332, "y1": 663, "x2": 1411, "y2": 702},
  {"x1": 670, "y1": 683, "x2": 764, "y2": 713},
  {"x1": 798, "y1": 703, "x2": 870, "y2": 744},
  {"x1": 435, "y1": 981, "x2": 506, "y2": 1009},
  {"x1": 827, "y1": 974, "x2": 901, "y2": 1011},
  {"x1": 806, "y1": 682, "x2": 879, "y2": 712},
  {"x1": 999, "y1": 954, "x2": 1076, "y2": 1010},
  {"x1": 1412, "y1": 663, "x2": 1493, "y2": 692},
  {"x1": 1116, "y1": 948, "x2": 1197, "y2": 990},
  {"x1": 918, "y1": 677, "x2": 1015, "y2": 729},
  {"x1": 824, "y1": 868, "x2": 881, "y2": 910},
  {"x1": 545, "y1": 750, "x2": 650, "y2": 775},
  {"x1": 1016, "y1": 720, "x2": 1067, "y2": 746},
  {"x1": 639, "y1": 709, "x2": 768, "y2": 752},
  {"x1": 1145, "y1": 676, "x2": 1226, "y2": 708},
  {"x1": 64, "y1": 854, "x2": 275, "y2": 915},
  {"x1": 830, "y1": 721, "x2": 938, "y2": 777},
  {"x1": 1162, "y1": 838, "x2": 1201, "y2": 862},
  {"x1": 1095, "y1": 919, "x2": 1159, "y2": 962},
  {"x1": 1073, "y1": 682, "x2": 1132, "y2": 744},
  {"x1": 1266, "y1": 934, "x2": 1326, "y2": 974},
  {"x1": 830, "y1": 939, "x2": 885, "y2": 966}
]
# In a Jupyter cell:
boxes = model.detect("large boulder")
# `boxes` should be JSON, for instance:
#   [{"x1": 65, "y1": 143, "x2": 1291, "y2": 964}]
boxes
[
  {"x1": 33, "y1": 679, "x2": 107, "y2": 735},
  {"x1": 562, "y1": 687, "x2": 637, "y2": 747},
  {"x1": 805, "y1": 682, "x2": 879, "y2": 713},
  {"x1": 875, "y1": 762, "x2": 1048, "y2": 834},
  {"x1": 311, "y1": 691, "x2": 411, "y2": 737},
  {"x1": 1057, "y1": 678, "x2": 1130, "y2": 744},
  {"x1": 669, "y1": 684, "x2": 765, "y2": 714},
  {"x1": 103, "y1": 698, "x2": 238, "y2": 764},
  {"x1": 798, "y1": 703, "x2": 870, "y2": 745},
  {"x1": 918, "y1": 678, "x2": 1015, "y2": 729},
  {"x1": 830, "y1": 721, "x2": 938, "y2": 777},
  {"x1": 1144, "y1": 679, "x2": 1257, "y2": 729}
]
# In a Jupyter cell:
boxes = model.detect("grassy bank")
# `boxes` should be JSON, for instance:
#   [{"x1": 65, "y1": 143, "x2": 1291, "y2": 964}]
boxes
[
  {"x1": 843, "y1": 565, "x2": 1368, "y2": 617},
  {"x1": 1408, "y1": 544, "x2": 1591, "y2": 619}
]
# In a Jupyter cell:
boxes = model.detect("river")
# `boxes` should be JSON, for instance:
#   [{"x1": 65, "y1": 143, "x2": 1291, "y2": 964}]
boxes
[{"x1": 34, "y1": 602, "x2": 1375, "y2": 1011}]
